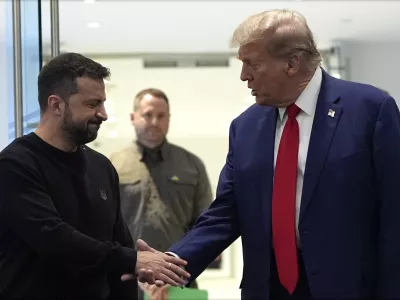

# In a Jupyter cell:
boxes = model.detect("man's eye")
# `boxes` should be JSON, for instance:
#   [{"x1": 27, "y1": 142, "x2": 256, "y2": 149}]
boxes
[
  {"x1": 249, "y1": 62, "x2": 258, "y2": 67},
  {"x1": 88, "y1": 102, "x2": 100, "y2": 108}
]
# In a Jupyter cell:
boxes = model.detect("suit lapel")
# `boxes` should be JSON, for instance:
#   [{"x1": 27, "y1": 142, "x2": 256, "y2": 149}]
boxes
[
  {"x1": 299, "y1": 72, "x2": 343, "y2": 222},
  {"x1": 257, "y1": 107, "x2": 278, "y2": 230}
]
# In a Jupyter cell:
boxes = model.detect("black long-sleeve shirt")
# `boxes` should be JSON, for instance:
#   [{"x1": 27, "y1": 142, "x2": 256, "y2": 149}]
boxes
[{"x1": 0, "y1": 133, "x2": 138, "y2": 299}]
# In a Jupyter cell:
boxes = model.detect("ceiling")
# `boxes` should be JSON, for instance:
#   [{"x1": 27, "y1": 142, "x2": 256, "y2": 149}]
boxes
[{"x1": 37, "y1": 0, "x2": 400, "y2": 54}]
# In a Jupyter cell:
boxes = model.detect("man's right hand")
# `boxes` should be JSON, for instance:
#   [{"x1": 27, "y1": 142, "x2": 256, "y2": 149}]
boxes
[{"x1": 122, "y1": 239, "x2": 190, "y2": 287}]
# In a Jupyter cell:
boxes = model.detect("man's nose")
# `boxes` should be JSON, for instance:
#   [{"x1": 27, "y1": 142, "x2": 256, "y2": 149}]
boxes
[
  {"x1": 240, "y1": 65, "x2": 252, "y2": 82},
  {"x1": 240, "y1": 70, "x2": 250, "y2": 82},
  {"x1": 151, "y1": 117, "x2": 159, "y2": 126},
  {"x1": 96, "y1": 105, "x2": 108, "y2": 121}
]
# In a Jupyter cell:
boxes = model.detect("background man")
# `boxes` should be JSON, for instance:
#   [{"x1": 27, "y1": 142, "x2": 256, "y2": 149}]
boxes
[
  {"x1": 110, "y1": 88, "x2": 213, "y2": 300},
  {"x1": 160, "y1": 9, "x2": 400, "y2": 300},
  {"x1": 0, "y1": 53, "x2": 189, "y2": 299}
]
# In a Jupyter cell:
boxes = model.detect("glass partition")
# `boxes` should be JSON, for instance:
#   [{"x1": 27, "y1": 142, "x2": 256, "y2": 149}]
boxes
[{"x1": 0, "y1": 0, "x2": 42, "y2": 148}]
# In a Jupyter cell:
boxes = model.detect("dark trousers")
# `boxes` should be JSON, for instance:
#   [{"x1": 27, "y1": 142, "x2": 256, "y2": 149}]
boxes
[{"x1": 269, "y1": 250, "x2": 312, "y2": 300}]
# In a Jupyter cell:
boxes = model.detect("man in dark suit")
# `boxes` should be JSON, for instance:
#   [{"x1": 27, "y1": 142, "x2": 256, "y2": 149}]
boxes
[{"x1": 139, "y1": 9, "x2": 400, "y2": 300}]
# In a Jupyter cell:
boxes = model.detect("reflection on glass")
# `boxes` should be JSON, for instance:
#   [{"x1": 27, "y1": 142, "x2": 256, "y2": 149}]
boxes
[
  {"x1": 0, "y1": 0, "x2": 15, "y2": 147},
  {"x1": 1, "y1": 0, "x2": 42, "y2": 146},
  {"x1": 20, "y1": 0, "x2": 42, "y2": 135}
]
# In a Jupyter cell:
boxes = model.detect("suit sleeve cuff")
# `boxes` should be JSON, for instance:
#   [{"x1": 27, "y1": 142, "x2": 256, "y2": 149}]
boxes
[
  {"x1": 164, "y1": 251, "x2": 180, "y2": 258},
  {"x1": 164, "y1": 251, "x2": 189, "y2": 286}
]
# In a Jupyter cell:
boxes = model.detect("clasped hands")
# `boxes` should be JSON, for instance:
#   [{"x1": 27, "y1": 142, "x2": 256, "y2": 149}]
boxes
[{"x1": 121, "y1": 239, "x2": 190, "y2": 288}]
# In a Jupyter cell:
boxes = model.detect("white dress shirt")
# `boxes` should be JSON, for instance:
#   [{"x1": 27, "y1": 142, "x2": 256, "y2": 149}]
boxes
[{"x1": 274, "y1": 67, "x2": 322, "y2": 244}]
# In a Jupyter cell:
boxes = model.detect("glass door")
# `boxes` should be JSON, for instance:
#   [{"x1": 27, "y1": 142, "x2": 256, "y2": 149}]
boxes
[{"x1": 0, "y1": 0, "x2": 43, "y2": 149}]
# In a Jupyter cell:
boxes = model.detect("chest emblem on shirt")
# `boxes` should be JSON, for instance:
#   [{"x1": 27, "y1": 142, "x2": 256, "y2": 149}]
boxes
[
  {"x1": 170, "y1": 175, "x2": 180, "y2": 182},
  {"x1": 100, "y1": 189, "x2": 107, "y2": 200}
]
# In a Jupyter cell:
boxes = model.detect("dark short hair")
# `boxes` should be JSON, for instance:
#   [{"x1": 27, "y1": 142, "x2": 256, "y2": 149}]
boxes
[
  {"x1": 133, "y1": 88, "x2": 169, "y2": 111},
  {"x1": 38, "y1": 52, "x2": 110, "y2": 114}
]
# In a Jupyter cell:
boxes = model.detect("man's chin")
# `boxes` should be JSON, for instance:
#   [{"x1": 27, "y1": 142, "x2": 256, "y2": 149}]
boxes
[
  {"x1": 87, "y1": 132, "x2": 98, "y2": 143},
  {"x1": 255, "y1": 96, "x2": 277, "y2": 107},
  {"x1": 76, "y1": 132, "x2": 98, "y2": 145},
  {"x1": 144, "y1": 138, "x2": 165, "y2": 148},
  {"x1": 255, "y1": 96, "x2": 268, "y2": 106},
  {"x1": 147, "y1": 134, "x2": 163, "y2": 143}
]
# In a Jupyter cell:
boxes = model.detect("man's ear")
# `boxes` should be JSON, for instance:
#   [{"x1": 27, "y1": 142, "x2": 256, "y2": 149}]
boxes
[
  {"x1": 285, "y1": 55, "x2": 300, "y2": 77},
  {"x1": 48, "y1": 95, "x2": 64, "y2": 116},
  {"x1": 130, "y1": 112, "x2": 135, "y2": 125}
]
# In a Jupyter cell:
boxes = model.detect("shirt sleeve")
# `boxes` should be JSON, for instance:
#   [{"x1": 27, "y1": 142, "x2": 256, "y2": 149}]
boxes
[
  {"x1": 0, "y1": 158, "x2": 137, "y2": 276},
  {"x1": 108, "y1": 167, "x2": 138, "y2": 299}
]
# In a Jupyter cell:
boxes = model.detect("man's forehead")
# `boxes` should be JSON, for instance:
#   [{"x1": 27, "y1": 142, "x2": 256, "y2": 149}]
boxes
[
  {"x1": 77, "y1": 77, "x2": 105, "y2": 96},
  {"x1": 77, "y1": 77, "x2": 104, "y2": 89},
  {"x1": 139, "y1": 98, "x2": 168, "y2": 112},
  {"x1": 141, "y1": 95, "x2": 167, "y2": 106},
  {"x1": 237, "y1": 42, "x2": 265, "y2": 60}
]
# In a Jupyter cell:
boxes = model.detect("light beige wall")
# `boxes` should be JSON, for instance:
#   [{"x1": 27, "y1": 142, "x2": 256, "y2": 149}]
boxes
[{"x1": 89, "y1": 56, "x2": 251, "y2": 196}]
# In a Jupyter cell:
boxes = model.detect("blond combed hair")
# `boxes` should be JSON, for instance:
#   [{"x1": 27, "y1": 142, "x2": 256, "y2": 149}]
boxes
[
  {"x1": 231, "y1": 9, "x2": 321, "y2": 69},
  {"x1": 133, "y1": 88, "x2": 169, "y2": 111}
]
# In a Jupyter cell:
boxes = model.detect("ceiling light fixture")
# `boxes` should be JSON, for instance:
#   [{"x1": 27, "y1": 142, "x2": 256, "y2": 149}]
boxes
[
  {"x1": 84, "y1": 0, "x2": 96, "y2": 4},
  {"x1": 87, "y1": 22, "x2": 100, "y2": 28},
  {"x1": 340, "y1": 18, "x2": 353, "y2": 23}
]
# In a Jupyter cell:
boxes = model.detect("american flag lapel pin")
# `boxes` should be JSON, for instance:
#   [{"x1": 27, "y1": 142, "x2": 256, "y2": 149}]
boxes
[{"x1": 328, "y1": 109, "x2": 335, "y2": 118}]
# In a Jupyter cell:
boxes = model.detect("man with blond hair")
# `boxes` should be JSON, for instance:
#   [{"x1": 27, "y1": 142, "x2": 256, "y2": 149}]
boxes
[{"x1": 140, "y1": 9, "x2": 400, "y2": 300}]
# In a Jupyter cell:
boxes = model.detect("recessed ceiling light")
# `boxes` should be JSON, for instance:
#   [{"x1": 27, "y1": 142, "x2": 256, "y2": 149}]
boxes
[
  {"x1": 84, "y1": 0, "x2": 96, "y2": 3},
  {"x1": 340, "y1": 18, "x2": 353, "y2": 23},
  {"x1": 87, "y1": 22, "x2": 100, "y2": 28}
]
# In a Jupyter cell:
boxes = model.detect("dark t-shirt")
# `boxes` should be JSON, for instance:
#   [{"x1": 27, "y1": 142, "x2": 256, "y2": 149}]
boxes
[{"x1": 0, "y1": 133, "x2": 138, "y2": 299}]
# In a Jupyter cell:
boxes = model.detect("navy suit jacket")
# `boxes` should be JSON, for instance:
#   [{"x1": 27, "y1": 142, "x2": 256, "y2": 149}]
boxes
[{"x1": 168, "y1": 70, "x2": 400, "y2": 299}]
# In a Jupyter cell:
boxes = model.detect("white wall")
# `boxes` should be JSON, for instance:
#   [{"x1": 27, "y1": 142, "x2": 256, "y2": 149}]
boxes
[
  {"x1": 89, "y1": 56, "x2": 248, "y2": 299},
  {"x1": 340, "y1": 41, "x2": 400, "y2": 103}
]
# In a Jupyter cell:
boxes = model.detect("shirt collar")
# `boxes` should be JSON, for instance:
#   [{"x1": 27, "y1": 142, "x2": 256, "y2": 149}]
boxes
[
  {"x1": 136, "y1": 140, "x2": 169, "y2": 161},
  {"x1": 278, "y1": 67, "x2": 322, "y2": 121}
]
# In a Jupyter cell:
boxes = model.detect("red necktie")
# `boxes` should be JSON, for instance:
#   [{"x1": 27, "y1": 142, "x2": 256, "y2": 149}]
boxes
[{"x1": 272, "y1": 103, "x2": 300, "y2": 294}]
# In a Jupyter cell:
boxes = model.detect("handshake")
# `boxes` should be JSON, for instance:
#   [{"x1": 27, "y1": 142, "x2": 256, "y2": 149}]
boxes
[{"x1": 121, "y1": 239, "x2": 190, "y2": 288}]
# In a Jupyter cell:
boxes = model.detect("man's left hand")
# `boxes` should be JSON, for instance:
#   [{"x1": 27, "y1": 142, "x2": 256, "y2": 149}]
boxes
[{"x1": 121, "y1": 239, "x2": 188, "y2": 287}]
